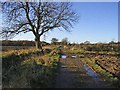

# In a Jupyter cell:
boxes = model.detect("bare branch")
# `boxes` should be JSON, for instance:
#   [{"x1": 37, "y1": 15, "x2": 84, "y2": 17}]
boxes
[{"x1": 1, "y1": 2, "x2": 79, "y2": 41}]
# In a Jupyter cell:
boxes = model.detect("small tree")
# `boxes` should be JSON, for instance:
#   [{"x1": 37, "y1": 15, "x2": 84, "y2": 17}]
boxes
[
  {"x1": 109, "y1": 41, "x2": 115, "y2": 44},
  {"x1": 84, "y1": 41, "x2": 90, "y2": 44},
  {"x1": 61, "y1": 37, "x2": 68, "y2": 45},
  {"x1": 51, "y1": 38, "x2": 58, "y2": 45},
  {"x1": 1, "y1": 2, "x2": 79, "y2": 54}
]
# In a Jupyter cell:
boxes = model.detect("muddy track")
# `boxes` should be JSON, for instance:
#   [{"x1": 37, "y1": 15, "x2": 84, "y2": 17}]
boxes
[{"x1": 54, "y1": 53, "x2": 114, "y2": 88}]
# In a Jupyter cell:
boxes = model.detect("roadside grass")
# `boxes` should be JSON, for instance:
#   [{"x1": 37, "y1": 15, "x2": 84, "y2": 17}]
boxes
[{"x1": 2, "y1": 46, "x2": 61, "y2": 88}]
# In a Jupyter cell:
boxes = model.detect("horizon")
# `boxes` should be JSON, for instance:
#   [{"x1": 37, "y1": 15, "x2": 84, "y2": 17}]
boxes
[{"x1": 1, "y1": 39, "x2": 118, "y2": 44}]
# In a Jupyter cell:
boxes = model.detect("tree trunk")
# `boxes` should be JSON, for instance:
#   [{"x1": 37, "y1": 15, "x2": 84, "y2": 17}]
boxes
[{"x1": 35, "y1": 37, "x2": 44, "y2": 55}]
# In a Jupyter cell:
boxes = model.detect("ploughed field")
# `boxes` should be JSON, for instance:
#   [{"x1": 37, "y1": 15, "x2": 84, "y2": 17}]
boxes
[
  {"x1": 95, "y1": 56, "x2": 119, "y2": 78},
  {"x1": 1, "y1": 43, "x2": 120, "y2": 88},
  {"x1": 80, "y1": 51, "x2": 120, "y2": 79}
]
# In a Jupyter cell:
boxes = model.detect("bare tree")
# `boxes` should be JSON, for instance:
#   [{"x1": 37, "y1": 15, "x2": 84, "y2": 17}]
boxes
[{"x1": 1, "y1": 2, "x2": 79, "y2": 54}]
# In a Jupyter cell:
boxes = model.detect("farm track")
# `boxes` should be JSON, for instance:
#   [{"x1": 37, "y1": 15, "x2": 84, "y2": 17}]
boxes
[{"x1": 54, "y1": 53, "x2": 114, "y2": 88}]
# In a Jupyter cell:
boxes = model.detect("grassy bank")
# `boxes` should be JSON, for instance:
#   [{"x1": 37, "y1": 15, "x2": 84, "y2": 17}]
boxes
[{"x1": 2, "y1": 46, "x2": 61, "y2": 88}]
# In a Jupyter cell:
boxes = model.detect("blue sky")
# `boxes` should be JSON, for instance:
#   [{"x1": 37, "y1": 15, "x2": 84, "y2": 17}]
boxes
[{"x1": 1, "y1": 2, "x2": 118, "y2": 43}]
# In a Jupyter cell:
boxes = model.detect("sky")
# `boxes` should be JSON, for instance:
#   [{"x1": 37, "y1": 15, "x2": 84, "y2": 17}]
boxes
[{"x1": 0, "y1": 2, "x2": 118, "y2": 43}]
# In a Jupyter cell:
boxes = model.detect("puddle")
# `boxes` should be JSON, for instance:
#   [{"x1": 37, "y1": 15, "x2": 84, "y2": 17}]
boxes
[
  {"x1": 61, "y1": 55, "x2": 67, "y2": 59},
  {"x1": 61, "y1": 55, "x2": 77, "y2": 59},
  {"x1": 84, "y1": 64, "x2": 102, "y2": 82},
  {"x1": 71, "y1": 55, "x2": 77, "y2": 58}
]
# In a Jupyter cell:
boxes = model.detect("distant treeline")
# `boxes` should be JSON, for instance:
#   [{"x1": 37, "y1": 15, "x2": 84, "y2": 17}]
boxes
[
  {"x1": 0, "y1": 40, "x2": 50, "y2": 46},
  {"x1": 0, "y1": 40, "x2": 119, "y2": 47},
  {"x1": 79, "y1": 43, "x2": 119, "y2": 52}
]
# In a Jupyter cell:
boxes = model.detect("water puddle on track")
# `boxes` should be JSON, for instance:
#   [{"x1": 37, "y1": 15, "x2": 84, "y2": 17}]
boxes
[
  {"x1": 59, "y1": 54, "x2": 113, "y2": 88},
  {"x1": 61, "y1": 54, "x2": 102, "y2": 82},
  {"x1": 61, "y1": 55, "x2": 67, "y2": 59},
  {"x1": 84, "y1": 64, "x2": 102, "y2": 82},
  {"x1": 61, "y1": 55, "x2": 77, "y2": 59}
]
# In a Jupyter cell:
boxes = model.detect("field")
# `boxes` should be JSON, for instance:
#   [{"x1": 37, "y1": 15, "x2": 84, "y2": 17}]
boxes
[
  {"x1": 1, "y1": 46, "x2": 33, "y2": 52},
  {"x1": 1, "y1": 43, "x2": 120, "y2": 88}
]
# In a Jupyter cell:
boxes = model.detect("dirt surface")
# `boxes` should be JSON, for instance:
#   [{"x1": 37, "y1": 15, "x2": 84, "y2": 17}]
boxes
[{"x1": 54, "y1": 53, "x2": 114, "y2": 88}]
